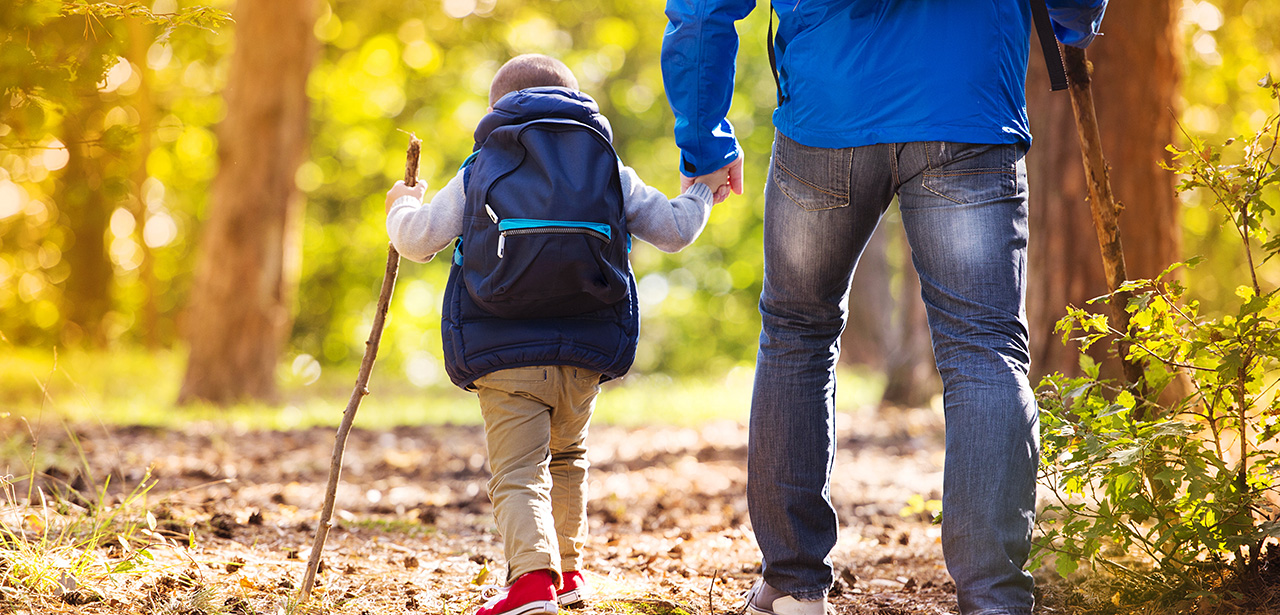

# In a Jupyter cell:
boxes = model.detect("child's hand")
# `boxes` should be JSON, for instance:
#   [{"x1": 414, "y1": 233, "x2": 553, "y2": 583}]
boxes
[
  {"x1": 386, "y1": 180, "x2": 427, "y2": 213},
  {"x1": 690, "y1": 172, "x2": 731, "y2": 204}
]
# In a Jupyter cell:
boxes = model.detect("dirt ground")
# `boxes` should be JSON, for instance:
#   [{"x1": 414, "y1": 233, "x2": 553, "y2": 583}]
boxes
[{"x1": 2, "y1": 406, "x2": 1011, "y2": 615}]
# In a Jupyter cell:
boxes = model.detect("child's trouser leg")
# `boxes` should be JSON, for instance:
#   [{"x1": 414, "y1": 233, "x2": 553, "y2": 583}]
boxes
[
  {"x1": 475, "y1": 366, "x2": 599, "y2": 586},
  {"x1": 547, "y1": 368, "x2": 600, "y2": 575}
]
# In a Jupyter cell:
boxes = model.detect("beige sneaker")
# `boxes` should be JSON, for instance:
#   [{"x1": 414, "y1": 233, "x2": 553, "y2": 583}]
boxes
[{"x1": 742, "y1": 579, "x2": 830, "y2": 615}]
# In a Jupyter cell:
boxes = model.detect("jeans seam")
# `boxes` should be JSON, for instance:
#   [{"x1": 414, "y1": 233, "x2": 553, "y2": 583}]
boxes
[
  {"x1": 924, "y1": 169, "x2": 1016, "y2": 177},
  {"x1": 890, "y1": 145, "x2": 900, "y2": 189}
]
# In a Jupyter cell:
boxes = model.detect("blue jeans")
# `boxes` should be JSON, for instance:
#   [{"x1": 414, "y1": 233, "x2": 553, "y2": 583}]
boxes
[{"x1": 748, "y1": 133, "x2": 1038, "y2": 615}]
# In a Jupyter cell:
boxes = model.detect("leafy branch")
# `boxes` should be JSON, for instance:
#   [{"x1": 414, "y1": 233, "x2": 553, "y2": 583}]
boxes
[
  {"x1": 1033, "y1": 75, "x2": 1280, "y2": 609},
  {"x1": 60, "y1": 2, "x2": 232, "y2": 41}
]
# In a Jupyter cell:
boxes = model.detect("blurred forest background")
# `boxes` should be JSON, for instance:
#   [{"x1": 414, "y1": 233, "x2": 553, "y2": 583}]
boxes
[{"x1": 1, "y1": 0, "x2": 1278, "y2": 411}]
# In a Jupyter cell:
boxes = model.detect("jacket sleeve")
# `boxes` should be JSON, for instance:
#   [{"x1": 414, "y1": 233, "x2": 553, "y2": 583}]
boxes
[
  {"x1": 386, "y1": 169, "x2": 466, "y2": 263},
  {"x1": 661, "y1": 0, "x2": 755, "y2": 178},
  {"x1": 1046, "y1": 0, "x2": 1107, "y2": 48},
  {"x1": 619, "y1": 164, "x2": 713, "y2": 253}
]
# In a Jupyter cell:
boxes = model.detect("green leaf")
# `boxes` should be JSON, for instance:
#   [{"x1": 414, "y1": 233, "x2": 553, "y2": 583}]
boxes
[
  {"x1": 1055, "y1": 553, "x2": 1079, "y2": 578},
  {"x1": 1079, "y1": 354, "x2": 1099, "y2": 379}
]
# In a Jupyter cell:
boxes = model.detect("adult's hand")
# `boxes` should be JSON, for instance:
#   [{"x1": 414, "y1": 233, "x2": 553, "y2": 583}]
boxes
[{"x1": 681, "y1": 156, "x2": 744, "y2": 205}]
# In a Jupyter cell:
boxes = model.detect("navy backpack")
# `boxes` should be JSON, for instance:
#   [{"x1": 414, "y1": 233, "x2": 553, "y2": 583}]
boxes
[{"x1": 457, "y1": 87, "x2": 630, "y2": 320}]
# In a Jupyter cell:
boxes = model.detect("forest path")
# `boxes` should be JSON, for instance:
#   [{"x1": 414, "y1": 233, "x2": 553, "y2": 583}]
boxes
[{"x1": 7, "y1": 405, "x2": 960, "y2": 614}]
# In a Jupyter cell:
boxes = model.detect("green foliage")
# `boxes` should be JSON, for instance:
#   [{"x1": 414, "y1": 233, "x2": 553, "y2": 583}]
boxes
[
  {"x1": 1033, "y1": 79, "x2": 1280, "y2": 606},
  {"x1": 1178, "y1": 0, "x2": 1280, "y2": 314},
  {"x1": 0, "y1": 1, "x2": 232, "y2": 347},
  {"x1": 4, "y1": 1, "x2": 1269, "y2": 384},
  {"x1": 1, "y1": 2, "x2": 229, "y2": 142},
  {"x1": 2, "y1": 0, "x2": 777, "y2": 377},
  {"x1": 60, "y1": 2, "x2": 230, "y2": 39}
]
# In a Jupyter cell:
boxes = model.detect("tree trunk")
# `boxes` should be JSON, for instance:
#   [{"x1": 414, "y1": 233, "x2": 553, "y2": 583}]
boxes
[
  {"x1": 840, "y1": 214, "x2": 942, "y2": 409},
  {"x1": 1026, "y1": 2, "x2": 1181, "y2": 379},
  {"x1": 59, "y1": 103, "x2": 113, "y2": 347},
  {"x1": 840, "y1": 218, "x2": 893, "y2": 370},
  {"x1": 127, "y1": 19, "x2": 159, "y2": 348},
  {"x1": 179, "y1": 0, "x2": 317, "y2": 405},
  {"x1": 881, "y1": 239, "x2": 940, "y2": 409}
]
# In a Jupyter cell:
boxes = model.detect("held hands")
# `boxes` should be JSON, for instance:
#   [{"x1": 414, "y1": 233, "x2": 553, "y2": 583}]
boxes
[
  {"x1": 385, "y1": 180, "x2": 426, "y2": 213},
  {"x1": 682, "y1": 157, "x2": 744, "y2": 205}
]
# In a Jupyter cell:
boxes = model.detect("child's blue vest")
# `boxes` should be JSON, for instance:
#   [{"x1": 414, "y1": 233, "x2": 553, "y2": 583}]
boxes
[{"x1": 440, "y1": 88, "x2": 639, "y2": 389}]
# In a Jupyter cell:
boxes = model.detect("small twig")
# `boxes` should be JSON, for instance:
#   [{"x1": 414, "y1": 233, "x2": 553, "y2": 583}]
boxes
[{"x1": 707, "y1": 568, "x2": 719, "y2": 614}]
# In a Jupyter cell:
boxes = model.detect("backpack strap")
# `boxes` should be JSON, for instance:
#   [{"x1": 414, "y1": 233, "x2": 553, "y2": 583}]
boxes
[
  {"x1": 1030, "y1": 0, "x2": 1068, "y2": 91},
  {"x1": 767, "y1": 3, "x2": 781, "y2": 106},
  {"x1": 454, "y1": 146, "x2": 481, "y2": 267}
]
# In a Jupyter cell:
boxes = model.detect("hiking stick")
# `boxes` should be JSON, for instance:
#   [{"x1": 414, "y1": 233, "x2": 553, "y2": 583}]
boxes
[
  {"x1": 1062, "y1": 46, "x2": 1147, "y2": 405},
  {"x1": 300, "y1": 136, "x2": 420, "y2": 599}
]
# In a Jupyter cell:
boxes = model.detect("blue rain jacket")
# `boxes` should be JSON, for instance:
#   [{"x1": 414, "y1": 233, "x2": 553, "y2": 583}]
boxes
[{"x1": 661, "y1": 0, "x2": 1107, "y2": 177}]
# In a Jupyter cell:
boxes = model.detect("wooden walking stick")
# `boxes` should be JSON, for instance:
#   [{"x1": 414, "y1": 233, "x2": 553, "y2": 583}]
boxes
[
  {"x1": 1062, "y1": 46, "x2": 1148, "y2": 404},
  {"x1": 1028, "y1": 2, "x2": 1146, "y2": 400},
  {"x1": 299, "y1": 136, "x2": 421, "y2": 599}
]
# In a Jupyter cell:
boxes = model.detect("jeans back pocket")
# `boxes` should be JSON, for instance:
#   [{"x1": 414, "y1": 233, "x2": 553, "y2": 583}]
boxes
[
  {"x1": 920, "y1": 142, "x2": 1020, "y2": 205},
  {"x1": 772, "y1": 132, "x2": 852, "y2": 211}
]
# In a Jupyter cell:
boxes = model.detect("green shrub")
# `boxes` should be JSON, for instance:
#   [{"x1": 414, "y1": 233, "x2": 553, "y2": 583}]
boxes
[{"x1": 1033, "y1": 77, "x2": 1280, "y2": 608}]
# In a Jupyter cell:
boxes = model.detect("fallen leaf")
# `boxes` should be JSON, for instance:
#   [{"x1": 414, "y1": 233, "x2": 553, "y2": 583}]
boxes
[{"x1": 472, "y1": 563, "x2": 490, "y2": 586}]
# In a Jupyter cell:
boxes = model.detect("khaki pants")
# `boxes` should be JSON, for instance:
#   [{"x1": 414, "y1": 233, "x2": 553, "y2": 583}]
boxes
[{"x1": 474, "y1": 365, "x2": 601, "y2": 586}]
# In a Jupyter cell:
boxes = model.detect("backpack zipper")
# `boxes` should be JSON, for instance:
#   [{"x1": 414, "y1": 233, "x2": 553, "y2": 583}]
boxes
[
  {"x1": 498, "y1": 226, "x2": 611, "y2": 257},
  {"x1": 484, "y1": 205, "x2": 613, "y2": 258}
]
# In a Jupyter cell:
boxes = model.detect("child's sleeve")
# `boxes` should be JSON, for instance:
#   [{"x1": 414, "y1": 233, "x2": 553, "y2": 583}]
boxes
[
  {"x1": 386, "y1": 168, "x2": 466, "y2": 263},
  {"x1": 619, "y1": 163, "x2": 713, "y2": 253}
]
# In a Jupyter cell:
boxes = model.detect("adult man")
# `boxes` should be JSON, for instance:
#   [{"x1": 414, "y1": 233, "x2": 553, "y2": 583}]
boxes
[{"x1": 661, "y1": 2, "x2": 1106, "y2": 615}]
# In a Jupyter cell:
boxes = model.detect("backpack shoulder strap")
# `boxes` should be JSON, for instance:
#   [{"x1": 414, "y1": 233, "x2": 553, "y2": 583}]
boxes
[{"x1": 1030, "y1": 0, "x2": 1069, "y2": 91}]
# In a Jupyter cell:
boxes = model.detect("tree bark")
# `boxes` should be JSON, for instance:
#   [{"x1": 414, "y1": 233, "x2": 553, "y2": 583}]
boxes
[
  {"x1": 127, "y1": 19, "x2": 159, "y2": 348},
  {"x1": 839, "y1": 215, "x2": 942, "y2": 409},
  {"x1": 59, "y1": 102, "x2": 113, "y2": 347},
  {"x1": 1026, "y1": 2, "x2": 1181, "y2": 379},
  {"x1": 880, "y1": 243, "x2": 940, "y2": 409},
  {"x1": 179, "y1": 0, "x2": 317, "y2": 405},
  {"x1": 840, "y1": 219, "x2": 892, "y2": 370}
]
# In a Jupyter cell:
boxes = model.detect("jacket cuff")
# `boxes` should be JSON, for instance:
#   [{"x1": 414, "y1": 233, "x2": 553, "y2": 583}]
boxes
[{"x1": 679, "y1": 139, "x2": 741, "y2": 178}]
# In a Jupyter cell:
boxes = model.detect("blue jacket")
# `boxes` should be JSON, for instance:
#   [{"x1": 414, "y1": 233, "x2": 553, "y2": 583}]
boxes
[
  {"x1": 441, "y1": 89, "x2": 640, "y2": 389},
  {"x1": 661, "y1": 0, "x2": 1108, "y2": 177}
]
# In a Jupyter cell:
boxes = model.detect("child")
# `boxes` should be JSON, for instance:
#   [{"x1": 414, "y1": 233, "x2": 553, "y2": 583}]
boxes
[{"x1": 384, "y1": 54, "x2": 719, "y2": 615}]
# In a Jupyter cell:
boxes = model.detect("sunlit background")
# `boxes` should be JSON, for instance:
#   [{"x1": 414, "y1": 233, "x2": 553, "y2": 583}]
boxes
[{"x1": 1, "y1": 0, "x2": 1278, "y2": 418}]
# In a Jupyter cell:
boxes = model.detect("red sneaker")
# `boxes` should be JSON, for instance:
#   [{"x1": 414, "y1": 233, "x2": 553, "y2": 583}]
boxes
[
  {"x1": 475, "y1": 570, "x2": 557, "y2": 615},
  {"x1": 557, "y1": 571, "x2": 590, "y2": 608}
]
